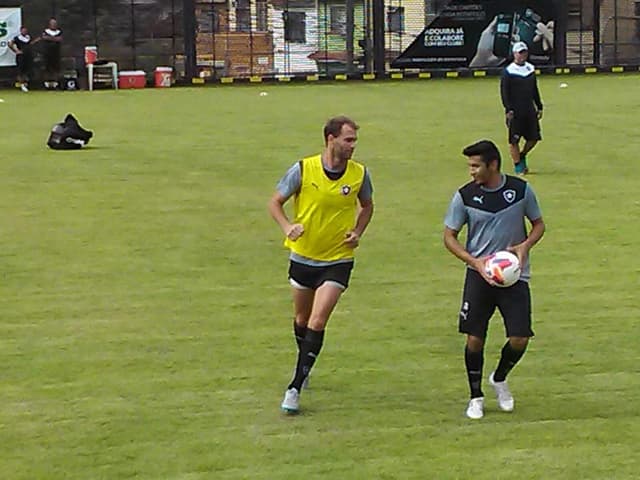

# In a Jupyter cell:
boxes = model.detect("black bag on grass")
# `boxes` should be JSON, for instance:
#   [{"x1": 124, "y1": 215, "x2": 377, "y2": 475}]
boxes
[{"x1": 47, "y1": 114, "x2": 93, "y2": 150}]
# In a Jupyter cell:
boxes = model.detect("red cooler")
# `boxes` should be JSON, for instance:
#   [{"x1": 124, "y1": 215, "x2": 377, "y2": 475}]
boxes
[
  {"x1": 154, "y1": 67, "x2": 173, "y2": 87},
  {"x1": 118, "y1": 70, "x2": 147, "y2": 89},
  {"x1": 84, "y1": 46, "x2": 98, "y2": 65}
]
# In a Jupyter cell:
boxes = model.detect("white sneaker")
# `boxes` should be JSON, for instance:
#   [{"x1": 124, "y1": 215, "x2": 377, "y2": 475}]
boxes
[
  {"x1": 466, "y1": 397, "x2": 484, "y2": 419},
  {"x1": 20, "y1": 84, "x2": 29, "y2": 92},
  {"x1": 489, "y1": 371, "x2": 514, "y2": 412},
  {"x1": 44, "y1": 81, "x2": 51, "y2": 89},
  {"x1": 281, "y1": 388, "x2": 300, "y2": 414}
]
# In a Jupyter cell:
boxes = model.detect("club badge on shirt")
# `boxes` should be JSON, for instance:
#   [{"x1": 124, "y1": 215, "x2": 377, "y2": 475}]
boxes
[{"x1": 503, "y1": 189, "x2": 516, "y2": 203}]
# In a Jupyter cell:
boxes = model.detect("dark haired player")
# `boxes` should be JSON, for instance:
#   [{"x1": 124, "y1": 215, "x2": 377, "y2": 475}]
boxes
[{"x1": 444, "y1": 139, "x2": 545, "y2": 419}]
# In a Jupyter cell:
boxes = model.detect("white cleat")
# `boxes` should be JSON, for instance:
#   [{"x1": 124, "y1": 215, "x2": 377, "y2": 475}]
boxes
[
  {"x1": 466, "y1": 397, "x2": 484, "y2": 419},
  {"x1": 489, "y1": 371, "x2": 514, "y2": 412},
  {"x1": 20, "y1": 84, "x2": 29, "y2": 92},
  {"x1": 281, "y1": 388, "x2": 300, "y2": 414}
]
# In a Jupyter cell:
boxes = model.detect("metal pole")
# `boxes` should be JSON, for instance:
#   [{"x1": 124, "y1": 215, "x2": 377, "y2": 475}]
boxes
[
  {"x1": 372, "y1": 0, "x2": 385, "y2": 77},
  {"x1": 249, "y1": 1, "x2": 254, "y2": 76},
  {"x1": 322, "y1": 0, "x2": 327, "y2": 73},
  {"x1": 93, "y1": 0, "x2": 98, "y2": 46},
  {"x1": 613, "y1": 0, "x2": 618, "y2": 63},
  {"x1": 363, "y1": 0, "x2": 372, "y2": 73},
  {"x1": 555, "y1": 0, "x2": 567, "y2": 65},
  {"x1": 211, "y1": 3, "x2": 216, "y2": 78},
  {"x1": 579, "y1": 0, "x2": 583, "y2": 62},
  {"x1": 171, "y1": 0, "x2": 176, "y2": 68},
  {"x1": 183, "y1": 0, "x2": 197, "y2": 79},
  {"x1": 346, "y1": 0, "x2": 355, "y2": 74},
  {"x1": 287, "y1": 0, "x2": 292, "y2": 75},
  {"x1": 131, "y1": 0, "x2": 136, "y2": 68},
  {"x1": 362, "y1": 0, "x2": 370, "y2": 73},
  {"x1": 593, "y1": 0, "x2": 600, "y2": 65}
]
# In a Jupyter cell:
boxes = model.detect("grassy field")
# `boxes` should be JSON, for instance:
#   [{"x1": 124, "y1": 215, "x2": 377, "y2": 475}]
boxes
[{"x1": 1, "y1": 74, "x2": 639, "y2": 479}]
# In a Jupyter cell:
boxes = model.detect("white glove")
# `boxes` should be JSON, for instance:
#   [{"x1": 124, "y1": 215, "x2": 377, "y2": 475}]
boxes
[{"x1": 534, "y1": 21, "x2": 554, "y2": 51}]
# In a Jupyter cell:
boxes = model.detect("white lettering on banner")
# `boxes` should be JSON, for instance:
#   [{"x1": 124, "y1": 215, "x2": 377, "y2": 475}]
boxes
[
  {"x1": 424, "y1": 27, "x2": 465, "y2": 47},
  {"x1": 0, "y1": 8, "x2": 22, "y2": 67},
  {"x1": 441, "y1": 4, "x2": 486, "y2": 21}
]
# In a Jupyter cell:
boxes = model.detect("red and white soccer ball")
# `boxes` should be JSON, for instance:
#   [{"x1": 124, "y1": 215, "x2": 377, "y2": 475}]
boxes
[{"x1": 484, "y1": 251, "x2": 521, "y2": 287}]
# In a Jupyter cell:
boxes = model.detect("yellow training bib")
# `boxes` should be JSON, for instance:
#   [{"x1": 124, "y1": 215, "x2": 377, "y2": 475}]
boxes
[{"x1": 284, "y1": 154, "x2": 365, "y2": 261}]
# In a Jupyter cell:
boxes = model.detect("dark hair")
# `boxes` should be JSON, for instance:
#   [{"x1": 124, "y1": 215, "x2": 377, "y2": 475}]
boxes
[
  {"x1": 323, "y1": 116, "x2": 358, "y2": 143},
  {"x1": 462, "y1": 140, "x2": 501, "y2": 170}
]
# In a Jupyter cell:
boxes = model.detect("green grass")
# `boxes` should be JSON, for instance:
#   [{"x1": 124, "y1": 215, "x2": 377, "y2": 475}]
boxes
[{"x1": 1, "y1": 75, "x2": 639, "y2": 479}]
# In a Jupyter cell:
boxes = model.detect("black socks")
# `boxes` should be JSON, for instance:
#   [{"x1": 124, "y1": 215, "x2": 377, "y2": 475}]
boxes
[
  {"x1": 289, "y1": 328, "x2": 325, "y2": 391},
  {"x1": 293, "y1": 321, "x2": 307, "y2": 351},
  {"x1": 493, "y1": 341, "x2": 527, "y2": 382},
  {"x1": 465, "y1": 346, "x2": 484, "y2": 399}
]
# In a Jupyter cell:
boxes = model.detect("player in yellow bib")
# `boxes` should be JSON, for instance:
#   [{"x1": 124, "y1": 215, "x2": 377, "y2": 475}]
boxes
[{"x1": 268, "y1": 116, "x2": 374, "y2": 414}]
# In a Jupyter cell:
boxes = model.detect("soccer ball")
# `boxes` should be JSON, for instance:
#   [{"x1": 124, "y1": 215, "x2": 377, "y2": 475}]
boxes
[{"x1": 484, "y1": 251, "x2": 521, "y2": 287}]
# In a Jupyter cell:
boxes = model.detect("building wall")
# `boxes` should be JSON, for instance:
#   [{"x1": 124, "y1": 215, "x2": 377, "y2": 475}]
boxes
[{"x1": 271, "y1": 5, "x2": 319, "y2": 74}]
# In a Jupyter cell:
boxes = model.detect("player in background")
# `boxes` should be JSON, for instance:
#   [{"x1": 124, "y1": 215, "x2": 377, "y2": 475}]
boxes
[
  {"x1": 501, "y1": 41, "x2": 544, "y2": 175},
  {"x1": 8, "y1": 26, "x2": 39, "y2": 92}
]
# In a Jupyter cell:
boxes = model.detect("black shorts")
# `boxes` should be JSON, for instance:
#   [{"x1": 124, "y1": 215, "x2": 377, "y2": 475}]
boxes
[
  {"x1": 45, "y1": 51, "x2": 61, "y2": 73},
  {"x1": 458, "y1": 269, "x2": 534, "y2": 338},
  {"x1": 288, "y1": 260, "x2": 354, "y2": 290},
  {"x1": 16, "y1": 54, "x2": 33, "y2": 76},
  {"x1": 508, "y1": 111, "x2": 542, "y2": 144}
]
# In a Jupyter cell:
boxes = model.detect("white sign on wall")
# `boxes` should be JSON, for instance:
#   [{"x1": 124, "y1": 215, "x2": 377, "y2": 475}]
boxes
[{"x1": 0, "y1": 8, "x2": 22, "y2": 67}]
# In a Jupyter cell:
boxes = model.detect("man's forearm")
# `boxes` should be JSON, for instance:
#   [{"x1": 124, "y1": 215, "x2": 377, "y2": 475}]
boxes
[
  {"x1": 268, "y1": 198, "x2": 291, "y2": 233},
  {"x1": 444, "y1": 231, "x2": 476, "y2": 267},
  {"x1": 524, "y1": 220, "x2": 545, "y2": 250},
  {"x1": 353, "y1": 203, "x2": 373, "y2": 237}
]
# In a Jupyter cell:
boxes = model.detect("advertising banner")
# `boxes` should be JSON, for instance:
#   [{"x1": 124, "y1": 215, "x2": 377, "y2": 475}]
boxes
[
  {"x1": 0, "y1": 8, "x2": 21, "y2": 67},
  {"x1": 392, "y1": 1, "x2": 558, "y2": 69}
]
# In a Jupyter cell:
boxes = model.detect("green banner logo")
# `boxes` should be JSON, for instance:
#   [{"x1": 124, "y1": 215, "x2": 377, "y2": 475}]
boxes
[{"x1": 0, "y1": 22, "x2": 8, "y2": 38}]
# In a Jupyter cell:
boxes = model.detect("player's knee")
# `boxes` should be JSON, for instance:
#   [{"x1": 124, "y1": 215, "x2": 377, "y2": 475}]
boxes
[
  {"x1": 307, "y1": 317, "x2": 329, "y2": 331},
  {"x1": 466, "y1": 335, "x2": 485, "y2": 352},
  {"x1": 509, "y1": 336, "x2": 529, "y2": 350}
]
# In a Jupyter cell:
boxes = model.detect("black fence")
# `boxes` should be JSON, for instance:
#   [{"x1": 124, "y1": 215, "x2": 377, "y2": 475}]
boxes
[
  {"x1": 565, "y1": 0, "x2": 640, "y2": 66},
  {"x1": 0, "y1": 0, "x2": 638, "y2": 86},
  {"x1": 0, "y1": 0, "x2": 184, "y2": 87}
]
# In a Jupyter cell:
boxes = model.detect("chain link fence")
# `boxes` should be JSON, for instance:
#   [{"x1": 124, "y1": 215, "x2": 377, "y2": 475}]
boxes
[
  {"x1": 600, "y1": 0, "x2": 640, "y2": 64},
  {"x1": 193, "y1": 0, "x2": 425, "y2": 78},
  {"x1": 1, "y1": 0, "x2": 639, "y2": 85},
  {"x1": 0, "y1": 0, "x2": 183, "y2": 87}
]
